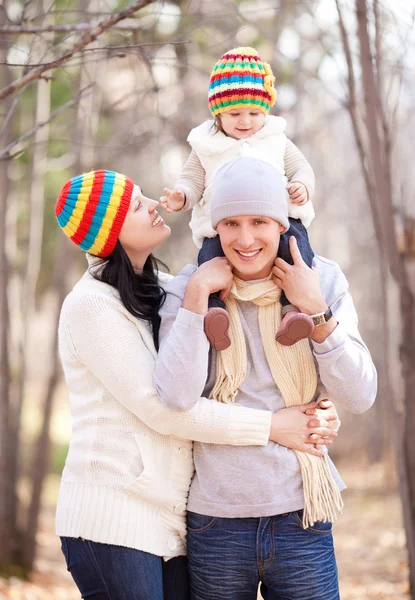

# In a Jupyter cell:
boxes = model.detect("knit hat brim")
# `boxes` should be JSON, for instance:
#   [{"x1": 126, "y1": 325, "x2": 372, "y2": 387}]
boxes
[{"x1": 210, "y1": 157, "x2": 290, "y2": 232}]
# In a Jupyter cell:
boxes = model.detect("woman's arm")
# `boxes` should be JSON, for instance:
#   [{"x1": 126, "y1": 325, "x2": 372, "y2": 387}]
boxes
[
  {"x1": 60, "y1": 290, "x2": 270, "y2": 446},
  {"x1": 61, "y1": 290, "x2": 335, "y2": 456}
]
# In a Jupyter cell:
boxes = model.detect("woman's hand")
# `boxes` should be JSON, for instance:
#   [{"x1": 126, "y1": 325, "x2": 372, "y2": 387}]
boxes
[
  {"x1": 305, "y1": 399, "x2": 340, "y2": 450},
  {"x1": 182, "y1": 258, "x2": 233, "y2": 315},
  {"x1": 269, "y1": 401, "x2": 338, "y2": 457}
]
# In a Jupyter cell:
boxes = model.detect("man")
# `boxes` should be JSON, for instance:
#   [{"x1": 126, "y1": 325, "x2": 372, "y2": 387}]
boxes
[{"x1": 155, "y1": 157, "x2": 377, "y2": 600}]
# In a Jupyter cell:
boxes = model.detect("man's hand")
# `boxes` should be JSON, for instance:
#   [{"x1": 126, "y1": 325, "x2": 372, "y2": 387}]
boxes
[
  {"x1": 273, "y1": 237, "x2": 337, "y2": 342},
  {"x1": 287, "y1": 182, "x2": 308, "y2": 206},
  {"x1": 182, "y1": 258, "x2": 233, "y2": 315},
  {"x1": 273, "y1": 237, "x2": 327, "y2": 315},
  {"x1": 159, "y1": 187, "x2": 186, "y2": 213}
]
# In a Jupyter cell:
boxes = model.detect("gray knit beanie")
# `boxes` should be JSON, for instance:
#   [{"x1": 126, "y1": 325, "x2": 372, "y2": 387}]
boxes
[{"x1": 210, "y1": 157, "x2": 290, "y2": 232}]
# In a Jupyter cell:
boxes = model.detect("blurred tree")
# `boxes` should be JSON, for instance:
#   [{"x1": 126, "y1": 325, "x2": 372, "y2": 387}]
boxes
[
  {"x1": 336, "y1": 0, "x2": 415, "y2": 594},
  {"x1": 0, "y1": 3, "x2": 16, "y2": 569},
  {"x1": 0, "y1": 0, "x2": 158, "y2": 574}
]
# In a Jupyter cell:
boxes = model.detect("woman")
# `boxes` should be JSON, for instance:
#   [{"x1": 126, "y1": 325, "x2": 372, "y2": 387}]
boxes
[{"x1": 55, "y1": 169, "x2": 338, "y2": 600}]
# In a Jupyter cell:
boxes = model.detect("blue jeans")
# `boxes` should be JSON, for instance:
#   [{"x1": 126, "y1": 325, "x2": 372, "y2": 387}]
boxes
[
  {"x1": 60, "y1": 537, "x2": 190, "y2": 599},
  {"x1": 198, "y1": 218, "x2": 314, "y2": 309},
  {"x1": 187, "y1": 510, "x2": 339, "y2": 600}
]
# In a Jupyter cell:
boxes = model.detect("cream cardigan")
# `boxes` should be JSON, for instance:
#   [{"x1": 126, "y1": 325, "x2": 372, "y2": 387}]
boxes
[{"x1": 55, "y1": 267, "x2": 271, "y2": 560}]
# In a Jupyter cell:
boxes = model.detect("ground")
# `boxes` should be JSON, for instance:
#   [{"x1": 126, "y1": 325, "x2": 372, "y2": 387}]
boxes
[{"x1": 0, "y1": 464, "x2": 409, "y2": 600}]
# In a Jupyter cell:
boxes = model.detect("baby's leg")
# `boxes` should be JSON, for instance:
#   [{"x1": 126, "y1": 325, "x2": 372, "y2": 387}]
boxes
[
  {"x1": 198, "y1": 236, "x2": 226, "y2": 310},
  {"x1": 198, "y1": 236, "x2": 231, "y2": 351},
  {"x1": 276, "y1": 218, "x2": 315, "y2": 346}
]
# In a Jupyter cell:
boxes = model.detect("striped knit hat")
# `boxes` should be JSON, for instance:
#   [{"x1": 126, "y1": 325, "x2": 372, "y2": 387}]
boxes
[
  {"x1": 55, "y1": 170, "x2": 134, "y2": 257},
  {"x1": 208, "y1": 47, "x2": 277, "y2": 117}
]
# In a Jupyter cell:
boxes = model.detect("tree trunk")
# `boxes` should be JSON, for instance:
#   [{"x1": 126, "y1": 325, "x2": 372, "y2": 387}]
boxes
[
  {"x1": 399, "y1": 270, "x2": 415, "y2": 596},
  {"x1": 23, "y1": 0, "x2": 104, "y2": 568},
  {"x1": 355, "y1": 0, "x2": 415, "y2": 594},
  {"x1": 0, "y1": 1, "x2": 19, "y2": 569},
  {"x1": 336, "y1": 0, "x2": 394, "y2": 467},
  {"x1": 23, "y1": 236, "x2": 71, "y2": 569}
]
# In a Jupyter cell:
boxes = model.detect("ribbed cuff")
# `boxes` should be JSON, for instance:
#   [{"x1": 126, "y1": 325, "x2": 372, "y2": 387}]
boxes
[
  {"x1": 312, "y1": 322, "x2": 347, "y2": 355},
  {"x1": 225, "y1": 406, "x2": 272, "y2": 446},
  {"x1": 290, "y1": 174, "x2": 315, "y2": 199},
  {"x1": 174, "y1": 184, "x2": 196, "y2": 211}
]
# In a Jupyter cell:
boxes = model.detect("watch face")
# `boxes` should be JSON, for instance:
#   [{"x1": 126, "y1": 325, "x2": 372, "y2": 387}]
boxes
[{"x1": 313, "y1": 314, "x2": 326, "y2": 327}]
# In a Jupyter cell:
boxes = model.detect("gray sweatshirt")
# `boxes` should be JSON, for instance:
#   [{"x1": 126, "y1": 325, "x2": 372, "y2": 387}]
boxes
[{"x1": 154, "y1": 256, "x2": 377, "y2": 518}]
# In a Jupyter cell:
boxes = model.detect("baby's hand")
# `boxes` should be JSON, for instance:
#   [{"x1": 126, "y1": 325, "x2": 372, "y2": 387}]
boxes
[
  {"x1": 287, "y1": 182, "x2": 308, "y2": 206},
  {"x1": 159, "y1": 188, "x2": 186, "y2": 213}
]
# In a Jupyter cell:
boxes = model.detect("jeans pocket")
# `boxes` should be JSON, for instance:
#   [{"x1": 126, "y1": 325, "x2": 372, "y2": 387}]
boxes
[
  {"x1": 187, "y1": 511, "x2": 217, "y2": 533},
  {"x1": 291, "y1": 510, "x2": 333, "y2": 535}
]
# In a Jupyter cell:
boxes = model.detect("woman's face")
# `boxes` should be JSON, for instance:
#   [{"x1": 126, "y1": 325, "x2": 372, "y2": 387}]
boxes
[{"x1": 118, "y1": 185, "x2": 171, "y2": 268}]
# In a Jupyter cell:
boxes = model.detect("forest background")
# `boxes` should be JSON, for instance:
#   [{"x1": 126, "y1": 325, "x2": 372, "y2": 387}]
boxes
[{"x1": 1, "y1": 0, "x2": 415, "y2": 598}]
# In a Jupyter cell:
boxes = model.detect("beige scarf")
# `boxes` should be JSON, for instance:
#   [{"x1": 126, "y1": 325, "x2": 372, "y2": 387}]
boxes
[{"x1": 211, "y1": 276, "x2": 343, "y2": 528}]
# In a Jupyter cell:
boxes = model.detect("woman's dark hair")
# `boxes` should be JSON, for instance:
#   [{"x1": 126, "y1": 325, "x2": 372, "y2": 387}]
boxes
[{"x1": 90, "y1": 241, "x2": 167, "y2": 350}]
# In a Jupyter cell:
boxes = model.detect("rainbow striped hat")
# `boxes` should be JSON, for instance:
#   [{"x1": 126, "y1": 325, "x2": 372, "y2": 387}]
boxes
[
  {"x1": 55, "y1": 170, "x2": 134, "y2": 257},
  {"x1": 208, "y1": 47, "x2": 277, "y2": 117}
]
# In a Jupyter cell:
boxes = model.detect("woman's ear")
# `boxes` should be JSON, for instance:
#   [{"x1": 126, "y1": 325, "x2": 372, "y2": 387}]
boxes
[{"x1": 279, "y1": 223, "x2": 285, "y2": 233}]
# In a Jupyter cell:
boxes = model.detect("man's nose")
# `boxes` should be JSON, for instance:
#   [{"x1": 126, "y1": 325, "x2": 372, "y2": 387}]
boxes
[{"x1": 238, "y1": 231, "x2": 255, "y2": 248}]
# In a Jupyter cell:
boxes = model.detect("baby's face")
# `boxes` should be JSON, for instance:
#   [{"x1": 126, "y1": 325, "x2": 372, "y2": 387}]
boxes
[{"x1": 220, "y1": 108, "x2": 265, "y2": 139}]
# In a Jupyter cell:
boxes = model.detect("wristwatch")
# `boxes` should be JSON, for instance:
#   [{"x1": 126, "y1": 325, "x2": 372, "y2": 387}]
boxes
[{"x1": 310, "y1": 307, "x2": 333, "y2": 327}]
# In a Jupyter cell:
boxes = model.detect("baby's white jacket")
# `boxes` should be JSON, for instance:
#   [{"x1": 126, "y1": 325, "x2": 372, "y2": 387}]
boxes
[{"x1": 174, "y1": 116, "x2": 316, "y2": 248}]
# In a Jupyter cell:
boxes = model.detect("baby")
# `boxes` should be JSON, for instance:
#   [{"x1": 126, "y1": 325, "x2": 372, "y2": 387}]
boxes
[{"x1": 160, "y1": 47, "x2": 316, "y2": 351}]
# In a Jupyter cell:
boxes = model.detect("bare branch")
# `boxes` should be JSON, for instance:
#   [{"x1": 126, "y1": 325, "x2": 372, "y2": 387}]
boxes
[
  {"x1": 0, "y1": 23, "x2": 147, "y2": 34},
  {"x1": 0, "y1": 84, "x2": 94, "y2": 160},
  {"x1": 0, "y1": 0, "x2": 156, "y2": 101},
  {"x1": 0, "y1": 91, "x2": 21, "y2": 141},
  {"x1": 2, "y1": 39, "x2": 191, "y2": 67}
]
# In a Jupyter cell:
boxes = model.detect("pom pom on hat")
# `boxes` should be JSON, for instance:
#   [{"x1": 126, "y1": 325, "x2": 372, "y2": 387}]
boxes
[
  {"x1": 208, "y1": 47, "x2": 277, "y2": 117},
  {"x1": 55, "y1": 170, "x2": 134, "y2": 257}
]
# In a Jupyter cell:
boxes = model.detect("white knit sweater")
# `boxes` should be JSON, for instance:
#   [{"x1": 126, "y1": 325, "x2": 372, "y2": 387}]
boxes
[{"x1": 55, "y1": 266, "x2": 272, "y2": 560}]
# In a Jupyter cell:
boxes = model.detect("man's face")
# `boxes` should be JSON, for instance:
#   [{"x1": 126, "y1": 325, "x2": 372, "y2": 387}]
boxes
[{"x1": 216, "y1": 215, "x2": 285, "y2": 281}]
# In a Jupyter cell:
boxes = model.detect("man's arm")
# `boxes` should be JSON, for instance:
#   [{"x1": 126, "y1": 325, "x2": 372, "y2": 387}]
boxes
[
  {"x1": 273, "y1": 239, "x2": 377, "y2": 414},
  {"x1": 311, "y1": 276, "x2": 377, "y2": 414},
  {"x1": 155, "y1": 259, "x2": 232, "y2": 411}
]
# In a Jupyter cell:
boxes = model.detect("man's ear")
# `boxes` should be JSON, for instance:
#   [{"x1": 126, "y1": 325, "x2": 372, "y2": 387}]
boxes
[{"x1": 278, "y1": 223, "x2": 285, "y2": 233}]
